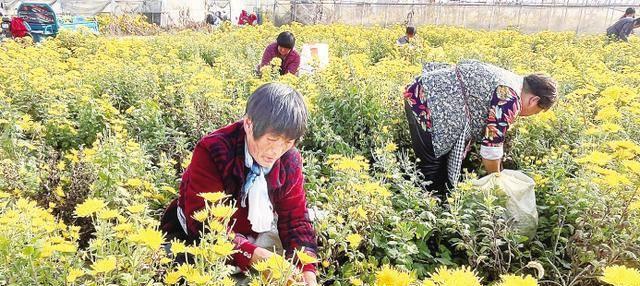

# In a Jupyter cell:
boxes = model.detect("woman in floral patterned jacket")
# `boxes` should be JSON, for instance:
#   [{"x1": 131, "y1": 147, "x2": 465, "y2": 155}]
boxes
[{"x1": 403, "y1": 60, "x2": 557, "y2": 196}]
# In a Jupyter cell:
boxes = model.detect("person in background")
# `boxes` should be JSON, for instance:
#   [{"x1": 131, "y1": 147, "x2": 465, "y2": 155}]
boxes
[
  {"x1": 206, "y1": 11, "x2": 223, "y2": 26},
  {"x1": 621, "y1": 7, "x2": 636, "y2": 19},
  {"x1": 9, "y1": 16, "x2": 30, "y2": 39},
  {"x1": 607, "y1": 17, "x2": 640, "y2": 41},
  {"x1": 402, "y1": 60, "x2": 557, "y2": 197},
  {"x1": 397, "y1": 26, "x2": 416, "y2": 45},
  {"x1": 160, "y1": 83, "x2": 318, "y2": 285},
  {"x1": 257, "y1": 31, "x2": 300, "y2": 76},
  {"x1": 238, "y1": 10, "x2": 257, "y2": 26}
]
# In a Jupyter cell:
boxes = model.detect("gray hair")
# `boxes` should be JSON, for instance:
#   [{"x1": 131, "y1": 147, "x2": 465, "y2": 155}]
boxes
[
  {"x1": 245, "y1": 83, "x2": 308, "y2": 140},
  {"x1": 523, "y1": 73, "x2": 557, "y2": 110}
]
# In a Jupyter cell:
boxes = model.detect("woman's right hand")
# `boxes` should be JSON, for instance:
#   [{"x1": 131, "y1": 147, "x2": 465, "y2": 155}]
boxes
[
  {"x1": 250, "y1": 246, "x2": 273, "y2": 264},
  {"x1": 482, "y1": 158, "x2": 501, "y2": 174}
]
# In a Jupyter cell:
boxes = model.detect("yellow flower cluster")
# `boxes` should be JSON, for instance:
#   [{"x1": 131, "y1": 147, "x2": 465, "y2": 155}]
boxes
[
  {"x1": 1, "y1": 21, "x2": 640, "y2": 286},
  {"x1": 328, "y1": 154, "x2": 370, "y2": 173}
]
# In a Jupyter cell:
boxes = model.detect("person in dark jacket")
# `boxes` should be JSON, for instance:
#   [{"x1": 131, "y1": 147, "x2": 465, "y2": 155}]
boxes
[
  {"x1": 257, "y1": 31, "x2": 301, "y2": 76},
  {"x1": 9, "y1": 16, "x2": 31, "y2": 38},
  {"x1": 397, "y1": 26, "x2": 416, "y2": 45},
  {"x1": 161, "y1": 83, "x2": 318, "y2": 285},
  {"x1": 607, "y1": 17, "x2": 640, "y2": 41}
]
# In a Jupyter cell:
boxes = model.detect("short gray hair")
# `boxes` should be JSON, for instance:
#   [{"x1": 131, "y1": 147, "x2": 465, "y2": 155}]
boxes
[{"x1": 245, "y1": 83, "x2": 308, "y2": 140}]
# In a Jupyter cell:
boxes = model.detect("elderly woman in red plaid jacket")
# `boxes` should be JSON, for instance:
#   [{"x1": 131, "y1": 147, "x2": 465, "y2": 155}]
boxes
[{"x1": 161, "y1": 83, "x2": 318, "y2": 285}]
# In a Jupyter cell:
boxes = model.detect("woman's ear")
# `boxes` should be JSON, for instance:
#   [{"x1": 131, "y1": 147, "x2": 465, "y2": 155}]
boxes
[
  {"x1": 243, "y1": 117, "x2": 253, "y2": 136},
  {"x1": 529, "y1": 95, "x2": 540, "y2": 107},
  {"x1": 523, "y1": 93, "x2": 539, "y2": 108}
]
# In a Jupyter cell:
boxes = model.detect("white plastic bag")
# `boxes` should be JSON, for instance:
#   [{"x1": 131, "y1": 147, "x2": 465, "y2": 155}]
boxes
[{"x1": 472, "y1": 169, "x2": 538, "y2": 237}]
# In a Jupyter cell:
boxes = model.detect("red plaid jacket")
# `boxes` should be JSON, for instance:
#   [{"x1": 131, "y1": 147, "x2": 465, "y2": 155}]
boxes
[{"x1": 162, "y1": 121, "x2": 317, "y2": 272}]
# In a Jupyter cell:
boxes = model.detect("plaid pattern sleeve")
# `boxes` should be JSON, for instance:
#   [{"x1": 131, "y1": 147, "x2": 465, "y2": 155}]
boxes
[
  {"x1": 447, "y1": 121, "x2": 470, "y2": 186},
  {"x1": 273, "y1": 150, "x2": 318, "y2": 273},
  {"x1": 179, "y1": 137, "x2": 226, "y2": 238}
]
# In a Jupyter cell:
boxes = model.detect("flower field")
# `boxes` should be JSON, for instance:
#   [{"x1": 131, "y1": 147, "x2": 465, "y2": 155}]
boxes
[{"x1": 0, "y1": 23, "x2": 640, "y2": 285}]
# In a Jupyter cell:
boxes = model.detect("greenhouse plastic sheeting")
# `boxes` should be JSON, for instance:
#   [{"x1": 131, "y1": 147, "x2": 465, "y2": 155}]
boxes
[{"x1": 60, "y1": 0, "x2": 111, "y2": 15}]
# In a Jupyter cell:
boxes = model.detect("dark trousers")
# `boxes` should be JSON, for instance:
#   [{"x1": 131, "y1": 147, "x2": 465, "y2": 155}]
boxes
[{"x1": 404, "y1": 101, "x2": 452, "y2": 196}]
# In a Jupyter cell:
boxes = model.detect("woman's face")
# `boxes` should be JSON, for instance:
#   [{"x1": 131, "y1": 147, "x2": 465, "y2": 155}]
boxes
[
  {"x1": 277, "y1": 46, "x2": 291, "y2": 56},
  {"x1": 244, "y1": 118, "x2": 295, "y2": 168}
]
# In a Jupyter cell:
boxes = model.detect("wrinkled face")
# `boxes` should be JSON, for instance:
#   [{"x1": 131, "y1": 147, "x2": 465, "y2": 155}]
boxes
[
  {"x1": 519, "y1": 93, "x2": 544, "y2": 117},
  {"x1": 277, "y1": 46, "x2": 291, "y2": 56},
  {"x1": 244, "y1": 118, "x2": 296, "y2": 168}
]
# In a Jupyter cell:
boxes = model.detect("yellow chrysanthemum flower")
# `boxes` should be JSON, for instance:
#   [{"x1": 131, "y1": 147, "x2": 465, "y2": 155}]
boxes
[
  {"x1": 296, "y1": 249, "x2": 318, "y2": 265},
  {"x1": 52, "y1": 242, "x2": 77, "y2": 253},
  {"x1": 165, "y1": 271, "x2": 181, "y2": 285},
  {"x1": 97, "y1": 209, "x2": 119, "y2": 220},
  {"x1": 198, "y1": 192, "x2": 228, "y2": 203},
  {"x1": 496, "y1": 274, "x2": 538, "y2": 286},
  {"x1": 601, "y1": 265, "x2": 640, "y2": 286},
  {"x1": 126, "y1": 204, "x2": 145, "y2": 213},
  {"x1": 346, "y1": 233, "x2": 363, "y2": 249},
  {"x1": 383, "y1": 142, "x2": 398, "y2": 153},
  {"x1": 212, "y1": 241, "x2": 235, "y2": 257},
  {"x1": 210, "y1": 205, "x2": 235, "y2": 219},
  {"x1": 126, "y1": 178, "x2": 144, "y2": 188},
  {"x1": 192, "y1": 209, "x2": 209, "y2": 222},
  {"x1": 428, "y1": 266, "x2": 481, "y2": 286},
  {"x1": 170, "y1": 241, "x2": 187, "y2": 253},
  {"x1": 575, "y1": 151, "x2": 612, "y2": 167},
  {"x1": 375, "y1": 265, "x2": 414, "y2": 286},
  {"x1": 207, "y1": 220, "x2": 226, "y2": 233},
  {"x1": 130, "y1": 228, "x2": 164, "y2": 250},
  {"x1": 91, "y1": 256, "x2": 117, "y2": 275},
  {"x1": 66, "y1": 268, "x2": 84, "y2": 283},
  {"x1": 74, "y1": 198, "x2": 106, "y2": 217}
]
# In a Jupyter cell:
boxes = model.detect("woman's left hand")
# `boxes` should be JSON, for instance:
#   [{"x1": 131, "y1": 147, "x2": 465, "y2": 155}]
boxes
[{"x1": 302, "y1": 271, "x2": 317, "y2": 286}]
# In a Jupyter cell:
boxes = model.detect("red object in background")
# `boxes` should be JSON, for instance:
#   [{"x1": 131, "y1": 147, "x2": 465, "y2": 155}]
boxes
[
  {"x1": 237, "y1": 10, "x2": 249, "y2": 25},
  {"x1": 238, "y1": 10, "x2": 257, "y2": 26},
  {"x1": 248, "y1": 13, "x2": 257, "y2": 25},
  {"x1": 9, "y1": 17, "x2": 29, "y2": 37}
]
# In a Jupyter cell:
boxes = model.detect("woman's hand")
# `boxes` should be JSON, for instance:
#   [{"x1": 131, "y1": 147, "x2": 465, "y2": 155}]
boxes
[
  {"x1": 482, "y1": 158, "x2": 501, "y2": 174},
  {"x1": 302, "y1": 271, "x2": 317, "y2": 286},
  {"x1": 250, "y1": 247, "x2": 273, "y2": 264}
]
